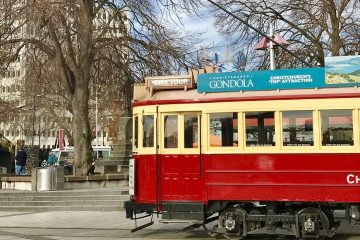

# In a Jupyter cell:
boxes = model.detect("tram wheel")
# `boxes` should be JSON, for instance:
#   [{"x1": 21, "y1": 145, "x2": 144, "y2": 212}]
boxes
[
  {"x1": 297, "y1": 207, "x2": 334, "y2": 239},
  {"x1": 217, "y1": 207, "x2": 246, "y2": 239}
]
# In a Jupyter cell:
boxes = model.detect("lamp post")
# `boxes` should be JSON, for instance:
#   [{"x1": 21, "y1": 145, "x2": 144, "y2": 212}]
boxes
[
  {"x1": 95, "y1": 89, "x2": 98, "y2": 146},
  {"x1": 31, "y1": 94, "x2": 41, "y2": 146}
]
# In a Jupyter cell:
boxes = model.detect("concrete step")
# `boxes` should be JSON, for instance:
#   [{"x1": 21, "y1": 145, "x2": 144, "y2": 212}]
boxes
[
  {"x1": 0, "y1": 189, "x2": 128, "y2": 196},
  {"x1": 0, "y1": 205, "x2": 124, "y2": 211},
  {"x1": 106, "y1": 156, "x2": 131, "y2": 161},
  {"x1": 0, "y1": 188, "x2": 129, "y2": 211},
  {"x1": 112, "y1": 143, "x2": 132, "y2": 148},
  {"x1": 0, "y1": 199, "x2": 124, "y2": 206},
  {"x1": 117, "y1": 165, "x2": 129, "y2": 172},
  {"x1": 95, "y1": 160, "x2": 129, "y2": 166},
  {"x1": 95, "y1": 166, "x2": 126, "y2": 174},
  {"x1": 0, "y1": 195, "x2": 129, "y2": 201},
  {"x1": 110, "y1": 154, "x2": 131, "y2": 159}
]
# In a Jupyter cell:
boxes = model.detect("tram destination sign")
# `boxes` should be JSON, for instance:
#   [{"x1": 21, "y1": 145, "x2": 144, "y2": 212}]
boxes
[{"x1": 146, "y1": 75, "x2": 193, "y2": 90}]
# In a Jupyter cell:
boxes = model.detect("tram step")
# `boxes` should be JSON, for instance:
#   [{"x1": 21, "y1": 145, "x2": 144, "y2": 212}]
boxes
[{"x1": 162, "y1": 202, "x2": 204, "y2": 221}]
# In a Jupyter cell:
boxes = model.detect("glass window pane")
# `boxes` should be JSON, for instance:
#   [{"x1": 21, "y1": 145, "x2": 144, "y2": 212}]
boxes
[
  {"x1": 184, "y1": 114, "x2": 198, "y2": 148},
  {"x1": 245, "y1": 112, "x2": 275, "y2": 147},
  {"x1": 164, "y1": 115, "x2": 178, "y2": 148},
  {"x1": 210, "y1": 113, "x2": 238, "y2": 147},
  {"x1": 134, "y1": 116, "x2": 138, "y2": 148},
  {"x1": 321, "y1": 110, "x2": 353, "y2": 146},
  {"x1": 142, "y1": 115, "x2": 154, "y2": 148},
  {"x1": 282, "y1": 111, "x2": 313, "y2": 146}
]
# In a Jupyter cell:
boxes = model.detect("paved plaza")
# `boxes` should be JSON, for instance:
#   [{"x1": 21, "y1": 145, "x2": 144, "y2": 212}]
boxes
[{"x1": 0, "y1": 211, "x2": 359, "y2": 240}]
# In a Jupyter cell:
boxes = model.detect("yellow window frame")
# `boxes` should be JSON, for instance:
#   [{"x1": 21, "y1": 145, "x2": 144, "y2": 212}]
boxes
[
  {"x1": 318, "y1": 109, "x2": 359, "y2": 151},
  {"x1": 139, "y1": 112, "x2": 157, "y2": 155},
  {"x1": 160, "y1": 112, "x2": 201, "y2": 154},
  {"x1": 206, "y1": 111, "x2": 242, "y2": 154},
  {"x1": 279, "y1": 110, "x2": 317, "y2": 151},
  {"x1": 243, "y1": 110, "x2": 280, "y2": 153}
]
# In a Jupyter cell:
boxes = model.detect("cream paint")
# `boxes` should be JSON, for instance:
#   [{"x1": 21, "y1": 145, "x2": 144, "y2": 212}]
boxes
[{"x1": 133, "y1": 97, "x2": 360, "y2": 155}]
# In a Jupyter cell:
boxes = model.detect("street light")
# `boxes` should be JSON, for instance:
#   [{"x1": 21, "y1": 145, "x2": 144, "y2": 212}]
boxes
[
  {"x1": 95, "y1": 89, "x2": 98, "y2": 146},
  {"x1": 31, "y1": 94, "x2": 41, "y2": 146}
]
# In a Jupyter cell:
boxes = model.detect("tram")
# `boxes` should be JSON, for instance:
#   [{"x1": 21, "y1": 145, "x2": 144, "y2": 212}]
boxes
[{"x1": 125, "y1": 66, "x2": 360, "y2": 239}]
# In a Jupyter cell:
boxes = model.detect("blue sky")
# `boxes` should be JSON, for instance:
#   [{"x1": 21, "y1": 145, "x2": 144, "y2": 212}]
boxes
[
  {"x1": 158, "y1": 2, "x2": 245, "y2": 71},
  {"x1": 162, "y1": 3, "x2": 225, "y2": 49},
  {"x1": 181, "y1": 6, "x2": 224, "y2": 47}
]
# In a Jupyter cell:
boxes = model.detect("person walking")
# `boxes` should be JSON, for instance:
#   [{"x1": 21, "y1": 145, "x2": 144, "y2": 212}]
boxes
[
  {"x1": 15, "y1": 146, "x2": 27, "y2": 175},
  {"x1": 42, "y1": 148, "x2": 49, "y2": 163}
]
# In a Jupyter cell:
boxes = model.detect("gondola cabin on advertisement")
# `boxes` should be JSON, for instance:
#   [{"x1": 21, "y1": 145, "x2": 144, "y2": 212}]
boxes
[{"x1": 125, "y1": 57, "x2": 360, "y2": 239}]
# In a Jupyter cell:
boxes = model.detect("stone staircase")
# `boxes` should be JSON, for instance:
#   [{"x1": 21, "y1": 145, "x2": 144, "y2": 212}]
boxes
[
  {"x1": 95, "y1": 116, "x2": 132, "y2": 175},
  {"x1": 95, "y1": 143, "x2": 131, "y2": 174},
  {"x1": 0, "y1": 188, "x2": 129, "y2": 212}
]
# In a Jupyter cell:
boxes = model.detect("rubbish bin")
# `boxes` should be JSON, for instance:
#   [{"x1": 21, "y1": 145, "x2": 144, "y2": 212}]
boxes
[{"x1": 36, "y1": 167, "x2": 64, "y2": 191}]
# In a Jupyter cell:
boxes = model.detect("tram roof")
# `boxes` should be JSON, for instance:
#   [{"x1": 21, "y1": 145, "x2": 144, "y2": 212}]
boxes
[{"x1": 132, "y1": 86, "x2": 360, "y2": 107}]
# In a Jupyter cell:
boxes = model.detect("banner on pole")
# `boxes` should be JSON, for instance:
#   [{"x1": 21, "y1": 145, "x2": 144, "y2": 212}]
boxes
[{"x1": 59, "y1": 129, "x2": 65, "y2": 151}]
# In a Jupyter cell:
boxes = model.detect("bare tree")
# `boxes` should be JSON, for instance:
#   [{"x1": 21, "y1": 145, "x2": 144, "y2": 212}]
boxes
[
  {"x1": 0, "y1": 0, "x2": 201, "y2": 175},
  {"x1": 211, "y1": 0, "x2": 360, "y2": 69}
]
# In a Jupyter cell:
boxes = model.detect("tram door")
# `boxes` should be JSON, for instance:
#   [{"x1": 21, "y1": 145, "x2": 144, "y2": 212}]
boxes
[{"x1": 160, "y1": 112, "x2": 203, "y2": 201}]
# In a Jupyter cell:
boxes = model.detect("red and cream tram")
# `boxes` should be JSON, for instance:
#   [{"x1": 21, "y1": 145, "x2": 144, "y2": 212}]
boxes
[{"x1": 125, "y1": 67, "x2": 360, "y2": 239}]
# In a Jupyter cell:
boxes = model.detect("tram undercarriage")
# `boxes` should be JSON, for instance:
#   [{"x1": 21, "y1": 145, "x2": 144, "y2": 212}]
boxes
[
  {"x1": 206, "y1": 202, "x2": 338, "y2": 239},
  {"x1": 126, "y1": 200, "x2": 360, "y2": 239}
]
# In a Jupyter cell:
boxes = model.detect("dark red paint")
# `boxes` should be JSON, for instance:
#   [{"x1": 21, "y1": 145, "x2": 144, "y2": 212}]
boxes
[{"x1": 133, "y1": 153, "x2": 360, "y2": 204}]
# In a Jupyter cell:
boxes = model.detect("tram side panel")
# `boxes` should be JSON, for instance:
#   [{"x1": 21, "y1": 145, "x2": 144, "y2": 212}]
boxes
[
  {"x1": 134, "y1": 154, "x2": 157, "y2": 204},
  {"x1": 160, "y1": 154, "x2": 205, "y2": 202},
  {"x1": 205, "y1": 153, "x2": 360, "y2": 203}
]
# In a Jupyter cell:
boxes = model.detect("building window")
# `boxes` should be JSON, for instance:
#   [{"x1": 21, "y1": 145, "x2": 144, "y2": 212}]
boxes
[
  {"x1": 245, "y1": 112, "x2": 275, "y2": 147},
  {"x1": 321, "y1": 110, "x2": 353, "y2": 146},
  {"x1": 164, "y1": 115, "x2": 178, "y2": 148},
  {"x1": 209, "y1": 112, "x2": 238, "y2": 147},
  {"x1": 282, "y1": 111, "x2": 314, "y2": 146},
  {"x1": 142, "y1": 115, "x2": 154, "y2": 148},
  {"x1": 184, "y1": 114, "x2": 198, "y2": 148}
]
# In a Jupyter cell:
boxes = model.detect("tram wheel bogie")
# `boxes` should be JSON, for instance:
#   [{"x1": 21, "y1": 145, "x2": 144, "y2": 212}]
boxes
[{"x1": 209, "y1": 202, "x2": 336, "y2": 239}]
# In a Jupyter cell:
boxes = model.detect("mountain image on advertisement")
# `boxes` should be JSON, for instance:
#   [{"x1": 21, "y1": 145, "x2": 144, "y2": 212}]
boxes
[
  {"x1": 351, "y1": 69, "x2": 360, "y2": 76},
  {"x1": 325, "y1": 55, "x2": 360, "y2": 84}
]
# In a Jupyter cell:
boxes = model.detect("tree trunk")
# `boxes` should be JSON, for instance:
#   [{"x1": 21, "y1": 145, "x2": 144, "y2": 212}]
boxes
[{"x1": 72, "y1": 86, "x2": 92, "y2": 176}]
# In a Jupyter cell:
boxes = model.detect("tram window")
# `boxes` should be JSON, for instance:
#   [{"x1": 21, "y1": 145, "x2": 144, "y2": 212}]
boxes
[
  {"x1": 321, "y1": 110, "x2": 353, "y2": 146},
  {"x1": 134, "y1": 116, "x2": 138, "y2": 148},
  {"x1": 209, "y1": 112, "x2": 238, "y2": 147},
  {"x1": 164, "y1": 115, "x2": 178, "y2": 148},
  {"x1": 142, "y1": 115, "x2": 154, "y2": 148},
  {"x1": 245, "y1": 112, "x2": 275, "y2": 147},
  {"x1": 282, "y1": 111, "x2": 314, "y2": 146},
  {"x1": 184, "y1": 114, "x2": 198, "y2": 148}
]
